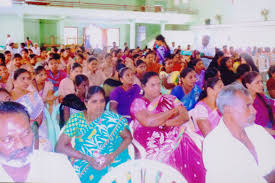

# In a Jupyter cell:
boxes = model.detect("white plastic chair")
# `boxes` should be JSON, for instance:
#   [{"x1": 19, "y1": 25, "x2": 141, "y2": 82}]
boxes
[{"x1": 99, "y1": 159, "x2": 187, "y2": 183}]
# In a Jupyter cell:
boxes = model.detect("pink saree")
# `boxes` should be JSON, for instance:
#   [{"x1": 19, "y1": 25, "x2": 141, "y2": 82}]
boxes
[{"x1": 130, "y1": 94, "x2": 205, "y2": 183}]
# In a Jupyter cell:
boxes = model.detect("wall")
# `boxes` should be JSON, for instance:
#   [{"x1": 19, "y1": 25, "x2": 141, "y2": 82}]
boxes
[
  {"x1": 190, "y1": 0, "x2": 275, "y2": 25},
  {"x1": 0, "y1": 15, "x2": 24, "y2": 47},
  {"x1": 136, "y1": 23, "x2": 161, "y2": 48},
  {"x1": 24, "y1": 19, "x2": 40, "y2": 44},
  {"x1": 39, "y1": 19, "x2": 58, "y2": 45}
]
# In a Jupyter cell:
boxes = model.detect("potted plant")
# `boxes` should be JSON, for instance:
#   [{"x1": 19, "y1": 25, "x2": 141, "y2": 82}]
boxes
[
  {"x1": 215, "y1": 14, "x2": 222, "y2": 24},
  {"x1": 261, "y1": 9, "x2": 269, "y2": 21},
  {"x1": 205, "y1": 18, "x2": 211, "y2": 25}
]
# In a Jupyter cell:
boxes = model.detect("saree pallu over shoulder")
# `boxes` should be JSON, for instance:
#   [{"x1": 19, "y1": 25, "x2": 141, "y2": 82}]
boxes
[
  {"x1": 130, "y1": 95, "x2": 205, "y2": 183},
  {"x1": 16, "y1": 91, "x2": 44, "y2": 120},
  {"x1": 16, "y1": 91, "x2": 52, "y2": 151},
  {"x1": 64, "y1": 111, "x2": 130, "y2": 183}
]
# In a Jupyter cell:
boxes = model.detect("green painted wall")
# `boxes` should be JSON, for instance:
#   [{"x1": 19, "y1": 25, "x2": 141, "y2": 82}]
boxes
[
  {"x1": 136, "y1": 23, "x2": 161, "y2": 48},
  {"x1": 0, "y1": 15, "x2": 24, "y2": 47},
  {"x1": 24, "y1": 19, "x2": 40, "y2": 44},
  {"x1": 190, "y1": 0, "x2": 275, "y2": 25},
  {"x1": 40, "y1": 19, "x2": 58, "y2": 45}
]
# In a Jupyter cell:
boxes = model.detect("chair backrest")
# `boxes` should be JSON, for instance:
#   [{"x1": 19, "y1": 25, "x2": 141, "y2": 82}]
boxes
[{"x1": 99, "y1": 159, "x2": 187, "y2": 183}]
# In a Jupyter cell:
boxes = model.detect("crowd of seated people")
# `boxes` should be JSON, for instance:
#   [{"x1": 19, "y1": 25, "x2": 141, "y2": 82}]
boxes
[{"x1": 0, "y1": 34, "x2": 274, "y2": 183}]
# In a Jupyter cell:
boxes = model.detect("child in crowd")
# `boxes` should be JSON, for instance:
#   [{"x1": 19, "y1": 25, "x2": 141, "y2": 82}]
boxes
[{"x1": 46, "y1": 53, "x2": 67, "y2": 92}]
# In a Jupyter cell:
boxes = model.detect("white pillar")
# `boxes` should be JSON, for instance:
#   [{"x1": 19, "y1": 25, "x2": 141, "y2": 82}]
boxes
[
  {"x1": 58, "y1": 18, "x2": 65, "y2": 45},
  {"x1": 17, "y1": 13, "x2": 25, "y2": 43},
  {"x1": 130, "y1": 20, "x2": 136, "y2": 49},
  {"x1": 160, "y1": 21, "x2": 165, "y2": 35}
]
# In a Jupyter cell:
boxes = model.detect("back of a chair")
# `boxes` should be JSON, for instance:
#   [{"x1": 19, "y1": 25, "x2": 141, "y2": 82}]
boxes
[{"x1": 99, "y1": 159, "x2": 187, "y2": 183}]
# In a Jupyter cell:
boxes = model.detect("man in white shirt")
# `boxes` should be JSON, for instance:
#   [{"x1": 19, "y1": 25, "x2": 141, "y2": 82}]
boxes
[
  {"x1": 203, "y1": 83, "x2": 275, "y2": 183},
  {"x1": 170, "y1": 41, "x2": 176, "y2": 54},
  {"x1": 0, "y1": 102, "x2": 80, "y2": 183},
  {"x1": 31, "y1": 43, "x2": 40, "y2": 56},
  {"x1": 6, "y1": 43, "x2": 18, "y2": 55},
  {"x1": 198, "y1": 35, "x2": 215, "y2": 68},
  {"x1": 5, "y1": 34, "x2": 13, "y2": 49}
]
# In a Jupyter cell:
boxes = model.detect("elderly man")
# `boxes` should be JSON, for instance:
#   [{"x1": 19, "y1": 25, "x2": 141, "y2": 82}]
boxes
[
  {"x1": 0, "y1": 102, "x2": 80, "y2": 183},
  {"x1": 31, "y1": 43, "x2": 40, "y2": 56},
  {"x1": 203, "y1": 83, "x2": 275, "y2": 183},
  {"x1": 198, "y1": 35, "x2": 215, "y2": 68}
]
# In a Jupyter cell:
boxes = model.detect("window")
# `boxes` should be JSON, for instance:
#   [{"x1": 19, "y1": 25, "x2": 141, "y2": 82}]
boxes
[
  {"x1": 137, "y1": 26, "x2": 146, "y2": 47},
  {"x1": 107, "y1": 28, "x2": 120, "y2": 47},
  {"x1": 64, "y1": 27, "x2": 78, "y2": 45}
]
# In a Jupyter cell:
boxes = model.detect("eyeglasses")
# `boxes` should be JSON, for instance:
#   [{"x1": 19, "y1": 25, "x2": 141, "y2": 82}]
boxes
[{"x1": 0, "y1": 128, "x2": 32, "y2": 145}]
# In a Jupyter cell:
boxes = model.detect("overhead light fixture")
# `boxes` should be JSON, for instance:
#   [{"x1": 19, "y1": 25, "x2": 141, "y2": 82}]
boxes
[{"x1": 0, "y1": 0, "x2": 12, "y2": 7}]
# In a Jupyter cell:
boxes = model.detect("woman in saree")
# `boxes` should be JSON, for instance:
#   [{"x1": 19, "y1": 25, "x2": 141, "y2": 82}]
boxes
[
  {"x1": 171, "y1": 68, "x2": 202, "y2": 111},
  {"x1": 130, "y1": 72, "x2": 206, "y2": 183},
  {"x1": 33, "y1": 65, "x2": 60, "y2": 147},
  {"x1": 56, "y1": 86, "x2": 132, "y2": 183},
  {"x1": 242, "y1": 71, "x2": 275, "y2": 137},
  {"x1": 109, "y1": 67, "x2": 141, "y2": 122},
  {"x1": 10, "y1": 68, "x2": 52, "y2": 151},
  {"x1": 154, "y1": 34, "x2": 170, "y2": 64},
  {"x1": 189, "y1": 58, "x2": 205, "y2": 89},
  {"x1": 191, "y1": 77, "x2": 223, "y2": 137}
]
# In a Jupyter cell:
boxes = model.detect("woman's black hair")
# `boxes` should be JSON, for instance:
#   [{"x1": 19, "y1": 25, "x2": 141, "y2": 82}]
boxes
[
  {"x1": 86, "y1": 86, "x2": 105, "y2": 101},
  {"x1": 155, "y1": 34, "x2": 170, "y2": 53},
  {"x1": 145, "y1": 51, "x2": 155, "y2": 58},
  {"x1": 267, "y1": 65, "x2": 275, "y2": 78},
  {"x1": 208, "y1": 51, "x2": 224, "y2": 69},
  {"x1": 141, "y1": 72, "x2": 158, "y2": 85},
  {"x1": 199, "y1": 77, "x2": 220, "y2": 101},
  {"x1": 117, "y1": 59, "x2": 123, "y2": 65},
  {"x1": 162, "y1": 55, "x2": 174, "y2": 69},
  {"x1": 0, "y1": 88, "x2": 10, "y2": 96},
  {"x1": 88, "y1": 57, "x2": 97, "y2": 63},
  {"x1": 34, "y1": 65, "x2": 45, "y2": 75},
  {"x1": 59, "y1": 94, "x2": 87, "y2": 129},
  {"x1": 236, "y1": 64, "x2": 251, "y2": 79},
  {"x1": 51, "y1": 53, "x2": 60, "y2": 60},
  {"x1": 156, "y1": 34, "x2": 166, "y2": 42},
  {"x1": 29, "y1": 54, "x2": 37, "y2": 59},
  {"x1": 180, "y1": 67, "x2": 194, "y2": 78},
  {"x1": 242, "y1": 71, "x2": 259, "y2": 88},
  {"x1": 240, "y1": 53, "x2": 259, "y2": 72},
  {"x1": 220, "y1": 57, "x2": 231, "y2": 70},
  {"x1": 20, "y1": 43, "x2": 25, "y2": 47},
  {"x1": 188, "y1": 58, "x2": 202, "y2": 69},
  {"x1": 13, "y1": 68, "x2": 29, "y2": 80},
  {"x1": 205, "y1": 67, "x2": 219, "y2": 81},
  {"x1": 0, "y1": 53, "x2": 5, "y2": 65},
  {"x1": 40, "y1": 47, "x2": 46, "y2": 52},
  {"x1": 116, "y1": 63, "x2": 126, "y2": 72},
  {"x1": 133, "y1": 54, "x2": 139, "y2": 60},
  {"x1": 60, "y1": 48, "x2": 65, "y2": 53},
  {"x1": 77, "y1": 53, "x2": 84, "y2": 60},
  {"x1": 242, "y1": 71, "x2": 274, "y2": 125},
  {"x1": 22, "y1": 48, "x2": 28, "y2": 54},
  {"x1": 74, "y1": 74, "x2": 88, "y2": 87},
  {"x1": 136, "y1": 59, "x2": 145, "y2": 67},
  {"x1": 118, "y1": 67, "x2": 130, "y2": 79},
  {"x1": 13, "y1": 53, "x2": 22, "y2": 59},
  {"x1": 71, "y1": 62, "x2": 82, "y2": 71}
]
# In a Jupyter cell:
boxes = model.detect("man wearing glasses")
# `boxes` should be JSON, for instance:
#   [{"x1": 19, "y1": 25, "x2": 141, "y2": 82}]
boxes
[{"x1": 0, "y1": 102, "x2": 80, "y2": 183}]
